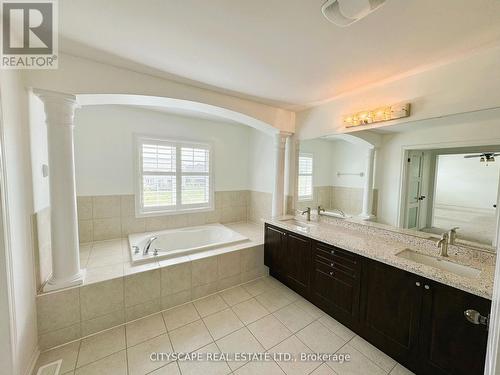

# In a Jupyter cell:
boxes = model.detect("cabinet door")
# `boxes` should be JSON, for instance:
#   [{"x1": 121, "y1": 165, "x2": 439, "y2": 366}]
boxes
[
  {"x1": 285, "y1": 233, "x2": 311, "y2": 297},
  {"x1": 360, "y1": 259, "x2": 422, "y2": 370},
  {"x1": 418, "y1": 281, "x2": 491, "y2": 375},
  {"x1": 311, "y1": 242, "x2": 361, "y2": 330},
  {"x1": 264, "y1": 225, "x2": 286, "y2": 279}
]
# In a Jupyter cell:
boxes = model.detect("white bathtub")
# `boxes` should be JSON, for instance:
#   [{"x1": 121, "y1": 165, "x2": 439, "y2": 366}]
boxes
[{"x1": 128, "y1": 224, "x2": 248, "y2": 264}]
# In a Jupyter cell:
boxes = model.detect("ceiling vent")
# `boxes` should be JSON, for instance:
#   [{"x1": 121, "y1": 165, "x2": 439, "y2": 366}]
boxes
[{"x1": 321, "y1": 0, "x2": 386, "y2": 27}]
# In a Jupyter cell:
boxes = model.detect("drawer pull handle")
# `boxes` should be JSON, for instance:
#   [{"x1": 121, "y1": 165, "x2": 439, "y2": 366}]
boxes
[
  {"x1": 330, "y1": 250, "x2": 335, "y2": 255},
  {"x1": 415, "y1": 282, "x2": 421, "y2": 287},
  {"x1": 424, "y1": 285, "x2": 430, "y2": 290},
  {"x1": 330, "y1": 263, "x2": 334, "y2": 267},
  {"x1": 329, "y1": 271, "x2": 334, "y2": 276}
]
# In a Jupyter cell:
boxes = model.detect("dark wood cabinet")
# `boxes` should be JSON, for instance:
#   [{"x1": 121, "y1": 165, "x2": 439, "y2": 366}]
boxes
[
  {"x1": 264, "y1": 225, "x2": 311, "y2": 298},
  {"x1": 285, "y1": 233, "x2": 311, "y2": 296},
  {"x1": 360, "y1": 259, "x2": 423, "y2": 370},
  {"x1": 311, "y1": 241, "x2": 361, "y2": 330},
  {"x1": 418, "y1": 280, "x2": 490, "y2": 375},
  {"x1": 263, "y1": 224, "x2": 491, "y2": 375},
  {"x1": 264, "y1": 225, "x2": 287, "y2": 279}
]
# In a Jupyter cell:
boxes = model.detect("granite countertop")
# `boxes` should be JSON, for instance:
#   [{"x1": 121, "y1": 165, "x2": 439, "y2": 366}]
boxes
[{"x1": 265, "y1": 217, "x2": 495, "y2": 300}]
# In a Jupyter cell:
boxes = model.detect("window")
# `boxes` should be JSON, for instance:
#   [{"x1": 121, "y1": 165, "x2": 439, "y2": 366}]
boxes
[
  {"x1": 136, "y1": 136, "x2": 213, "y2": 215},
  {"x1": 298, "y1": 153, "x2": 313, "y2": 201}
]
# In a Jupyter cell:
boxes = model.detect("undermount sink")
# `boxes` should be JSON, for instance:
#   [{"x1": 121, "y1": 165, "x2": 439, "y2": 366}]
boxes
[
  {"x1": 280, "y1": 219, "x2": 315, "y2": 231},
  {"x1": 396, "y1": 249, "x2": 481, "y2": 278}
]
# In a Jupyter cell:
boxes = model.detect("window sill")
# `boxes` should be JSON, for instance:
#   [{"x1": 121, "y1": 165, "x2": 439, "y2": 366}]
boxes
[{"x1": 136, "y1": 206, "x2": 215, "y2": 218}]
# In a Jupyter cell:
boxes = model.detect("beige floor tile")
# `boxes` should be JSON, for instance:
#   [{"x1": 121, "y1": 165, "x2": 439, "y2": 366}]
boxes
[
  {"x1": 349, "y1": 335, "x2": 396, "y2": 372},
  {"x1": 319, "y1": 315, "x2": 356, "y2": 342},
  {"x1": 310, "y1": 363, "x2": 337, "y2": 375},
  {"x1": 293, "y1": 299, "x2": 325, "y2": 319},
  {"x1": 163, "y1": 303, "x2": 200, "y2": 331},
  {"x1": 232, "y1": 298, "x2": 269, "y2": 325},
  {"x1": 75, "y1": 350, "x2": 127, "y2": 375},
  {"x1": 203, "y1": 308, "x2": 244, "y2": 340},
  {"x1": 169, "y1": 320, "x2": 213, "y2": 353},
  {"x1": 255, "y1": 289, "x2": 294, "y2": 312},
  {"x1": 216, "y1": 327, "x2": 265, "y2": 371},
  {"x1": 390, "y1": 363, "x2": 415, "y2": 375},
  {"x1": 35, "y1": 341, "x2": 80, "y2": 374},
  {"x1": 273, "y1": 303, "x2": 316, "y2": 333},
  {"x1": 77, "y1": 327, "x2": 126, "y2": 368},
  {"x1": 219, "y1": 286, "x2": 252, "y2": 306},
  {"x1": 247, "y1": 315, "x2": 292, "y2": 350},
  {"x1": 296, "y1": 321, "x2": 345, "y2": 355},
  {"x1": 127, "y1": 333, "x2": 173, "y2": 375},
  {"x1": 233, "y1": 360, "x2": 286, "y2": 375},
  {"x1": 148, "y1": 362, "x2": 181, "y2": 375},
  {"x1": 177, "y1": 342, "x2": 231, "y2": 375},
  {"x1": 193, "y1": 294, "x2": 228, "y2": 317},
  {"x1": 241, "y1": 278, "x2": 270, "y2": 296},
  {"x1": 327, "y1": 343, "x2": 386, "y2": 375},
  {"x1": 126, "y1": 313, "x2": 166, "y2": 347},
  {"x1": 269, "y1": 335, "x2": 320, "y2": 375}
]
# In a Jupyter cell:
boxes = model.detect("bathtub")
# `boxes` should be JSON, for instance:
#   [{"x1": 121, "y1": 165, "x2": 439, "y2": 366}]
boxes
[{"x1": 128, "y1": 223, "x2": 248, "y2": 264}]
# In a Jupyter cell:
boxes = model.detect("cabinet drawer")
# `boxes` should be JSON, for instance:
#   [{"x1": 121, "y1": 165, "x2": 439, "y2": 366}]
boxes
[
  {"x1": 314, "y1": 242, "x2": 359, "y2": 270},
  {"x1": 315, "y1": 259, "x2": 356, "y2": 284}
]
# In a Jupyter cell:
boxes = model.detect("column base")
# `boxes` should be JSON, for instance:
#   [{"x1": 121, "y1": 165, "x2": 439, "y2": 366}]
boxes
[
  {"x1": 43, "y1": 269, "x2": 86, "y2": 292},
  {"x1": 358, "y1": 213, "x2": 376, "y2": 221}
]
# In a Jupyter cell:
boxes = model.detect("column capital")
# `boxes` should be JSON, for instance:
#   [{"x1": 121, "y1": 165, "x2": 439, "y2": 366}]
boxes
[
  {"x1": 32, "y1": 88, "x2": 79, "y2": 127},
  {"x1": 275, "y1": 131, "x2": 292, "y2": 149}
]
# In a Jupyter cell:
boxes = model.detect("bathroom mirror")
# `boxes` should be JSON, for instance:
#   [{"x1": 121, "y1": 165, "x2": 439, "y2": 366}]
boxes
[{"x1": 295, "y1": 133, "x2": 500, "y2": 252}]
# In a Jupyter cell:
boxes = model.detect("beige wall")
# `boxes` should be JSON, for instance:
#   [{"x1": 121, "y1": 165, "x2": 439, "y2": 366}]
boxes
[{"x1": 0, "y1": 70, "x2": 38, "y2": 375}]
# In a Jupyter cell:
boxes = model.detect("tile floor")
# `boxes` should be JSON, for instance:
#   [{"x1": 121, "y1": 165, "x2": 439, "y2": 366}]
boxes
[{"x1": 34, "y1": 276, "x2": 415, "y2": 375}]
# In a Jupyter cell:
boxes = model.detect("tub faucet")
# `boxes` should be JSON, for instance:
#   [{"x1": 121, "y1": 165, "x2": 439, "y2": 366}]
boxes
[
  {"x1": 143, "y1": 236, "x2": 158, "y2": 255},
  {"x1": 317, "y1": 206, "x2": 325, "y2": 216},
  {"x1": 436, "y1": 232, "x2": 449, "y2": 257},
  {"x1": 448, "y1": 227, "x2": 459, "y2": 245}
]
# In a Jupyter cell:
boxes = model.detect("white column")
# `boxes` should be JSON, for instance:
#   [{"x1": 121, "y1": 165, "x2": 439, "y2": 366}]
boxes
[
  {"x1": 272, "y1": 132, "x2": 291, "y2": 217},
  {"x1": 360, "y1": 147, "x2": 376, "y2": 220},
  {"x1": 34, "y1": 89, "x2": 85, "y2": 292}
]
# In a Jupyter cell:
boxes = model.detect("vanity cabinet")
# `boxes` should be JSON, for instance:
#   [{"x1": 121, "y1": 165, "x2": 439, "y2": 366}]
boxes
[
  {"x1": 418, "y1": 280, "x2": 490, "y2": 375},
  {"x1": 360, "y1": 259, "x2": 422, "y2": 368},
  {"x1": 311, "y1": 241, "x2": 361, "y2": 330},
  {"x1": 264, "y1": 225, "x2": 287, "y2": 279},
  {"x1": 264, "y1": 225, "x2": 311, "y2": 297},
  {"x1": 264, "y1": 223, "x2": 491, "y2": 375}
]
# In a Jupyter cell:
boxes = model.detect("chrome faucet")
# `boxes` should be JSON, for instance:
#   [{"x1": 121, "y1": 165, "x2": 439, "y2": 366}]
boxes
[
  {"x1": 436, "y1": 232, "x2": 449, "y2": 257},
  {"x1": 300, "y1": 207, "x2": 311, "y2": 221},
  {"x1": 448, "y1": 227, "x2": 459, "y2": 245},
  {"x1": 143, "y1": 236, "x2": 158, "y2": 255},
  {"x1": 317, "y1": 206, "x2": 325, "y2": 216}
]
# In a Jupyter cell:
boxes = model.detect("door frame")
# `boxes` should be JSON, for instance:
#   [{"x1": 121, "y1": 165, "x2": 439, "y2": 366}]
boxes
[
  {"x1": 397, "y1": 139, "x2": 500, "y2": 232},
  {"x1": 0, "y1": 84, "x2": 16, "y2": 374}
]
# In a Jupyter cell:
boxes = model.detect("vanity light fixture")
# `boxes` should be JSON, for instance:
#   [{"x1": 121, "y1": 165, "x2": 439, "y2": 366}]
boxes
[{"x1": 343, "y1": 103, "x2": 410, "y2": 128}]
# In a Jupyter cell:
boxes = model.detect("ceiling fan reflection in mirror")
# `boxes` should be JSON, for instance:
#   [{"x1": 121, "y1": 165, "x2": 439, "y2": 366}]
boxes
[{"x1": 464, "y1": 152, "x2": 500, "y2": 165}]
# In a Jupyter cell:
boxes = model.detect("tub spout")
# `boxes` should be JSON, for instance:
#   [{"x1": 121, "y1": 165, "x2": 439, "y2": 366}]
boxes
[{"x1": 143, "y1": 236, "x2": 158, "y2": 255}]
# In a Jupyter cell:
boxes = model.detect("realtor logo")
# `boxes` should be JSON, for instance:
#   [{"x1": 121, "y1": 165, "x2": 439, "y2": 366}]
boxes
[{"x1": 1, "y1": 0, "x2": 58, "y2": 69}]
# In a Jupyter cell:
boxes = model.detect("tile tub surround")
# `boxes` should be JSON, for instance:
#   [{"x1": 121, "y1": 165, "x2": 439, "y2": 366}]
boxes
[
  {"x1": 267, "y1": 216, "x2": 496, "y2": 299},
  {"x1": 296, "y1": 186, "x2": 378, "y2": 217},
  {"x1": 33, "y1": 276, "x2": 414, "y2": 375},
  {"x1": 36, "y1": 222, "x2": 267, "y2": 350},
  {"x1": 77, "y1": 190, "x2": 273, "y2": 242}
]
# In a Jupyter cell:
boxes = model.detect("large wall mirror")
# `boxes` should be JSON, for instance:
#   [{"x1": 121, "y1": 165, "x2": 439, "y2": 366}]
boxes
[{"x1": 295, "y1": 123, "x2": 500, "y2": 252}]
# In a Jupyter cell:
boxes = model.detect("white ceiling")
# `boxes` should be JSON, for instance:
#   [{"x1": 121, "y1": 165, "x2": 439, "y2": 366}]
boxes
[{"x1": 59, "y1": 0, "x2": 500, "y2": 110}]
